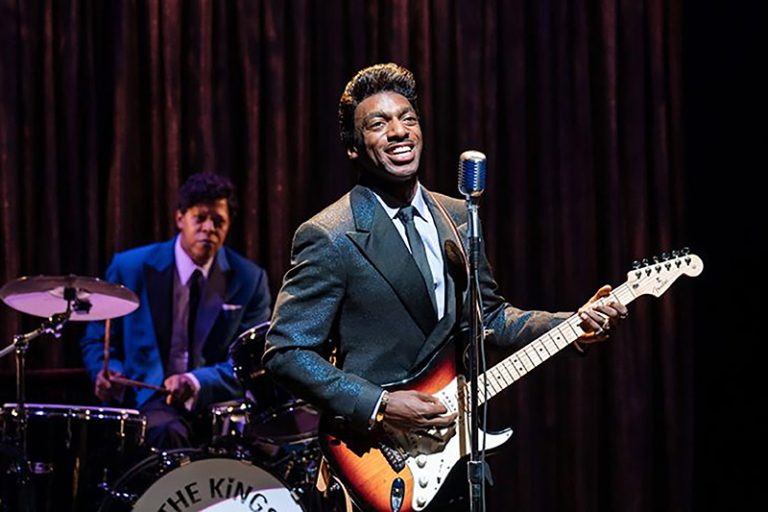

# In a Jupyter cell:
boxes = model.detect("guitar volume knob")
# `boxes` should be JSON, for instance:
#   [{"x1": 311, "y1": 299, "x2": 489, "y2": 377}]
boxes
[
  {"x1": 418, "y1": 475, "x2": 429, "y2": 487},
  {"x1": 416, "y1": 455, "x2": 427, "y2": 468}
]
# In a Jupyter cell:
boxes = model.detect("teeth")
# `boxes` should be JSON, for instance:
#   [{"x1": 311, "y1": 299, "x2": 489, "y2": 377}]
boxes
[{"x1": 391, "y1": 146, "x2": 412, "y2": 155}]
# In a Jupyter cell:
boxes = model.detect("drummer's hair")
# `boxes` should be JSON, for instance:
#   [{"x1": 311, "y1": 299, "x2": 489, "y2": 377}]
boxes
[{"x1": 177, "y1": 172, "x2": 238, "y2": 218}]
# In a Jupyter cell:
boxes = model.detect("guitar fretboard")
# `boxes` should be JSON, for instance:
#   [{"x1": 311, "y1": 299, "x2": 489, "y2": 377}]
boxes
[{"x1": 474, "y1": 283, "x2": 637, "y2": 405}]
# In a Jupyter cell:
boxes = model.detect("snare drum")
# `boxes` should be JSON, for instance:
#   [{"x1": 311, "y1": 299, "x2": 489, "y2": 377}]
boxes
[
  {"x1": 98, "y1": 448, "x2": 305, "y2": 512},
  {"x1": 1, "y1": 403, "x2": 146, "y2": 512}
]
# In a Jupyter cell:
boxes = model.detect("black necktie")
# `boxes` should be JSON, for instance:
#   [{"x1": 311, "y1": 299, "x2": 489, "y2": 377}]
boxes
[
  {"x1": 187, "y1": 269, "x2": 202, "y2": 370},
  {"x1": 397, "y1": 206, "x2": 437, "y2": 313}
]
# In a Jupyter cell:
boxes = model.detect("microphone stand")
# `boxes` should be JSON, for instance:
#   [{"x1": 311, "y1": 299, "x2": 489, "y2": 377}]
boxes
[{"x1": 465, "y1": 197, "x2": 486, "y2": 512}]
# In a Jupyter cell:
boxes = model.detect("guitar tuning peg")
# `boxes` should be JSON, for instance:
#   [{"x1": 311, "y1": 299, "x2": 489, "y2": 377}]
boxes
[
  {"x1": 682, "y1": 247, "x2": 690, "y2": 255},
  {"x1": 672, "y1": 250, "x2": 680, "y2": 258},
  {"x1": 661, "y1": 252, "x2": 670, "y2": 261},
  {"x1": 653, "y1": 255, "x2": 660, "y2": 264},
  {"x1": 632, "y1": 260, "x2": 642, "y2": 270},
  {"x1": 642, "y1": 258, "x2": 650, "y2": 266}
]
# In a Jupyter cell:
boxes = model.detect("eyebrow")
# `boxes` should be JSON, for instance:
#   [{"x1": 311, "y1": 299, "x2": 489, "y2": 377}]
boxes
[{"x1": 361, "y1": 106, "x2": 416, "y2": 124}]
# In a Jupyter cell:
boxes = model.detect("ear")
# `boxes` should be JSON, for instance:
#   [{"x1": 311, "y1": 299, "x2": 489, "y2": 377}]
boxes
[
  {"x1": 347, "y1": 146, "x2": 359, "y2": 160},
  {"x1": 175, "y1": 210, "x2": 185, "y2": 230}
]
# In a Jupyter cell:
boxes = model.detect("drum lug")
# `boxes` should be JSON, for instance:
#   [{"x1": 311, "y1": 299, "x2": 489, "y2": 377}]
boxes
[
  {"x1": 97, "y1": 480, "x2": 138, "y2": 505},
  {"x1": 290, "y1": 488, "x2": 306, "y2": 505},
  {"x1": 29, "y1": 462, "x2": 53, "y2": 475}
]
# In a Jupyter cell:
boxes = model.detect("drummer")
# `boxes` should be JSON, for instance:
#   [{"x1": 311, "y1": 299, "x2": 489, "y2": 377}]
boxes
[{"x1": 80, "y1": 172, "x2": 271, "y2": 448}]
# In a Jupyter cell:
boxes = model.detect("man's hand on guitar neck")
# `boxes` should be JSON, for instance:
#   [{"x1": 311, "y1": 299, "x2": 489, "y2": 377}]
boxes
[{"x1": 576, "y1": 284, "x2": 629, "y2": 348}]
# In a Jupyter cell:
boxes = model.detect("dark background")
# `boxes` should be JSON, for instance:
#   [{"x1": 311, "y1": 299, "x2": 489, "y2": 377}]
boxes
[
  {"x1": 0, "y1": 1, "x2": 762, "y2": 510},
  {"x1": 683, "y1": 1, "x2": 763, "y2": 511}
]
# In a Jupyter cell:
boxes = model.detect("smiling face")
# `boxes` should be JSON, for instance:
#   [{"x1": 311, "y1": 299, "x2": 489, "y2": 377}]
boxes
[
  {"x1": 176, "y1": 199, "x2": 230, "y2": 267},
  {"x1": 348, "y1": 91, "x2": 423, "y2": 183}
]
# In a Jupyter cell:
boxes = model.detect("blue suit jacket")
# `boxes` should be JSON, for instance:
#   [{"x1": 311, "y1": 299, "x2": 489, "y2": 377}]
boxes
[{"x1": 81, "y1": 238, "x2": 271, "y2": 410}]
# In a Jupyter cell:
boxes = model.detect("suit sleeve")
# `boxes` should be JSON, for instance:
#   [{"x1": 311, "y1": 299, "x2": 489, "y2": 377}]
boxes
[
  {"x1": 262, "y1": 221, "x2": 383, "y2": 430},
  {"x1": 465, "y1": 230, "x2": 572, "y2": 349},
  {"x1": 80, "y1": 255, "x2": 125, "y2": 381}
]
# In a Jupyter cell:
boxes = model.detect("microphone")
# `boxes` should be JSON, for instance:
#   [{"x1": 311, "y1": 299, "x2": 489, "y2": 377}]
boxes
[{"x1": 458, "y1": 150, "x2": 487, "y2": 199}]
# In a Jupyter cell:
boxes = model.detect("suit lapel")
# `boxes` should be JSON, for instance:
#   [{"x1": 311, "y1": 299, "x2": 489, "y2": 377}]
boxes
[
  {"x1": 144, "y1": 240, "x2": 176, "y2": 371},
  {"x1": 346, "y1": 185, "x2": 438, "y2": 337},
  {"x1": 412, "y1": 190, "x2": 469, "y2": 366},
  {"x1": 193, "y1": 249, "x2": 231, "y2": 365}
]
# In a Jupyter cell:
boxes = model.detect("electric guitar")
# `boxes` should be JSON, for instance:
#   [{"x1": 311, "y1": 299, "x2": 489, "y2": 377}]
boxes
[{"x1": 319, "y1": 250, "x2": 703, "y2": 512}]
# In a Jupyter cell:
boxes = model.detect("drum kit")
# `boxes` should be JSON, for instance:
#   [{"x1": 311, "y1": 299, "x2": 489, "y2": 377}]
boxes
[{"x1": 0, "y1": 276, "x2": 325, "y2": 512}]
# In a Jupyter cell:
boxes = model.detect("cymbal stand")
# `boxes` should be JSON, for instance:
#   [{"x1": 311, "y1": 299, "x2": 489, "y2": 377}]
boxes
[{"x1": 0, "y1": 291, "x2": 73, "y2": 511}]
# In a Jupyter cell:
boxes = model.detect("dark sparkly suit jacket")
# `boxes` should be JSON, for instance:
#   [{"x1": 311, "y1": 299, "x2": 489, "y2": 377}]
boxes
[{"x1": 263, "y1": 184, "x2": 570, "y2": 429}]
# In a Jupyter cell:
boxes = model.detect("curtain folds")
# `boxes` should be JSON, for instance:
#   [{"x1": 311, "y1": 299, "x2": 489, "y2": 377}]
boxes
[{"x1": 0, "y1": 1, "x2": 690, "y2": 510}]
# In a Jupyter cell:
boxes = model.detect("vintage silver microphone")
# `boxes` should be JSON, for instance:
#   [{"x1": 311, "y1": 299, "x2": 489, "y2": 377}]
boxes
[
  {"x1": 458, "y1": 150, "x2": 487, "y2": 200},
  {"x1": 458, "y1": 150, "x2": 486, "y2": 243},
  {"x1": 457, "y1": 149, "x2": 488, "y2": 512}
]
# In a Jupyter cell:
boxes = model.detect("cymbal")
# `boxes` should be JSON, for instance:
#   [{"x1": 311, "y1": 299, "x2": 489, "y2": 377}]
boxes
[{"x1": 0, "y1": 275, "x2": 139, "y2": 321}]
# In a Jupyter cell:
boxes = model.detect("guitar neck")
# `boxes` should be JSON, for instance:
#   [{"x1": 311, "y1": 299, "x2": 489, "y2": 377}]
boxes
[{"x1": 476, "y1": 282, "x2": 637, "y2": 405}]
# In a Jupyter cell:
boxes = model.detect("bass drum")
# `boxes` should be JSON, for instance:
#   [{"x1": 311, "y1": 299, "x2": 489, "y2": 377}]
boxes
[{"x1": 98, "y1": 448, "x2": 305, "y2": 512}]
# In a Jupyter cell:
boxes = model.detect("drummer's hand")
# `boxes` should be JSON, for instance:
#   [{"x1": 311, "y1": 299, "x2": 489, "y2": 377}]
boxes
[
  {"x1": 164, "y1": 373, "x2": 199, "y2": 407},
  {"x1": 95, "y1": 369, "x2": 125, "y2": 402}
]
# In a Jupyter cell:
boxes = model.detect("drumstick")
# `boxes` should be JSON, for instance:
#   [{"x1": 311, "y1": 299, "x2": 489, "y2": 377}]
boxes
[
  {"x1": 102, "y1": 318, "x2": 170, "y2": 396},
  {"x1": 108, "y1": 375, "x2": 171, "y2": 395},
  {"x1": 103, "y1": 318, "x2": 111, "y2": 376}
]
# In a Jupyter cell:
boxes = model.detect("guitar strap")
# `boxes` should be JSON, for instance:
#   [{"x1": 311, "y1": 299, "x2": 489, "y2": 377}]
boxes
[
  {"x1": 316, "y1": 457, "x2": 353, "y2": 512},
  {"x1": 316, "y1": 343, "x2": 354, "y2": 512},
  {"x1": 425, "y1": 190, "x2": 469, "y2": 267}
]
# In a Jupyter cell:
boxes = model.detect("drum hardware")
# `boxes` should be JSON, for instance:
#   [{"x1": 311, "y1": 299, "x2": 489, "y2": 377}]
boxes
[
  {"x1": 96, "y1": 481, "x2": 139, "y2": 507},
  {"x1": 223, "y1": 323, "x2": 326, "y2": 509},
  {"x1": 1, "y1": 403, "x2": 147, "y2": 512},
  {"x1": 229, "y1": 323, "x2": 321, "y2": 444},
  {"x1": 0, "y1": 309, "x2": 73, "y2": 511},
  {"x1": 0, "y1": 274, "x2": 139, "y2": 512},
  {"x1": 29, "y1": 461, "x2": 53, "y2": 474}
]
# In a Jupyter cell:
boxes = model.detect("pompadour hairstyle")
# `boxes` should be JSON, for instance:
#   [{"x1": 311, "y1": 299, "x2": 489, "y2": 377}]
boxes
[{"x1": 338, "y1": 63, "x2": 419, "y2": 150}]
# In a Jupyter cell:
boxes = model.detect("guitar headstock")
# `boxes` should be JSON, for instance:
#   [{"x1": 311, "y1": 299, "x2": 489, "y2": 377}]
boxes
[{"x1": 627, "y1": 248, "x2": 703, "y2": 298}]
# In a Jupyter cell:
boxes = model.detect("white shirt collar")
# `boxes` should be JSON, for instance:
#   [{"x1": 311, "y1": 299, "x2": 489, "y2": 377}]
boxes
[
  {"x1": 374, "y1": 182, "x2": 431, "y2": 221},
  {"x1": 174, "y1": 235, "x2": 214, "y2": 285}
]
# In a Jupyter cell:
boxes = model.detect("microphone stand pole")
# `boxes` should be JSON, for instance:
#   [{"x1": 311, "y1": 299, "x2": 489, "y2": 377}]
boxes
[{"x1": 465, "y1": 198, "x2": 486, "y2": 512}]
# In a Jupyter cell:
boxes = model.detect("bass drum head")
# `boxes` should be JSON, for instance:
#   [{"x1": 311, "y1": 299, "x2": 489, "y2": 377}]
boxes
[{"x1": 99, "y1": 449, "x2": 305, "y2": 512}]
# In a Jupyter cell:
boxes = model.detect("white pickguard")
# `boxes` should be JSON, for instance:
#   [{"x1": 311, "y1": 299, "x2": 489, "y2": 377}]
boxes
[{"x1": 386, "y1": 377, "x2": 513, "y2": 510}]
